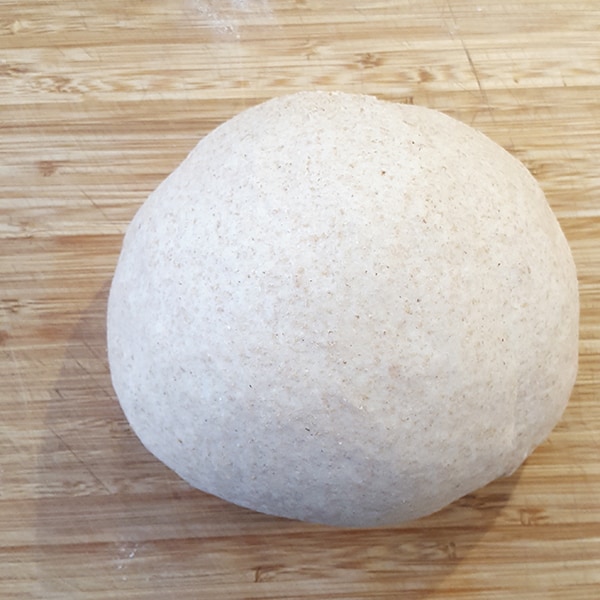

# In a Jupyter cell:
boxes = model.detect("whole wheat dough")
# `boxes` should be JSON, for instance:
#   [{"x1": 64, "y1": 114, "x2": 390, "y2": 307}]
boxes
[{"x1": 107, "y1": 91, "x2": 579, "y2": 527}]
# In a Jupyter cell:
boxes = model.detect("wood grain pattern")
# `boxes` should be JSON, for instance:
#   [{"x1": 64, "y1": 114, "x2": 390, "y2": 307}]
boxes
[{"x1": 1, "y1": 1, "x2": 599, "y2": 598}]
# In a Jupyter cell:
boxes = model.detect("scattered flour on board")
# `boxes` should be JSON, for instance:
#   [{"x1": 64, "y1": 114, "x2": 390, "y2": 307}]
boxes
[
  {"x1": 184, "y1": 0, "x2": 276, "y2": 37},
  {"x1": 115, "y1": 542, "x2": 139, "y2": 577}
]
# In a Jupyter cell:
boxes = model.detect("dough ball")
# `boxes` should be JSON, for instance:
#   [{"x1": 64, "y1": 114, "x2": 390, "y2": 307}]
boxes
[{"x1": 107, "y1": 91, "x2": 579, "y2": 527}]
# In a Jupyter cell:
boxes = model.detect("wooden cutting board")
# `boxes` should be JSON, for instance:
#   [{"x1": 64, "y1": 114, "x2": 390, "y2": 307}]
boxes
[{"x1": 1, "y1": 1, "x2": 599, "y2": 598}]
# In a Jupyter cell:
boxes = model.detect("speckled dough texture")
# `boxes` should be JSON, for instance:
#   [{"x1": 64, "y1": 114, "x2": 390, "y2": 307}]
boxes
[{"x1": 107, "y1": 91, "x2": 579, "y2": 527}]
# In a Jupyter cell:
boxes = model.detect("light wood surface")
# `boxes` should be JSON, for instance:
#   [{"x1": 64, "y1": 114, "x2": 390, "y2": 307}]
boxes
[{"x1": 1, "y1": 1, "x2": 599, "y2": 598}]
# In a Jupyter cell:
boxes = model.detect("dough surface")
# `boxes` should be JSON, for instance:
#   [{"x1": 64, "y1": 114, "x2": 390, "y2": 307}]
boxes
[{"x1": 107, "y1": 91, "x2": 579, "y2": 527}]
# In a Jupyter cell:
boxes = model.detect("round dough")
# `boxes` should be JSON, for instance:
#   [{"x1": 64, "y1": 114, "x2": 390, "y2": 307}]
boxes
[{"x1": 107, "y1": 91, "x2": 579, "y2": 527}]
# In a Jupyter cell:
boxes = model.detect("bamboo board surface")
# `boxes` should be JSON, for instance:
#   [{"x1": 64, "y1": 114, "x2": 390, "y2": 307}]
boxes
[{"x1": 1, "y1": 1, "x2": 599, "y2": 598}]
